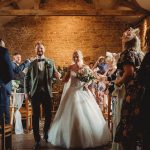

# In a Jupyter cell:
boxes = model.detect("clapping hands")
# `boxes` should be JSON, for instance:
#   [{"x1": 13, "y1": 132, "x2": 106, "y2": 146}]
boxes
[
  {"x1": 29, "y1": 57, "x2": 36, "y2": 62},
  {"x1": 54, "y1": 72, "x2": 61, "y2": 80}
]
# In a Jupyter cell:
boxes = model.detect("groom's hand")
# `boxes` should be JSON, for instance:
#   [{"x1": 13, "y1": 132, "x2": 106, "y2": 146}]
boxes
[{"x1": 83, "y1": 84, "x2": 89, "y2": 91}]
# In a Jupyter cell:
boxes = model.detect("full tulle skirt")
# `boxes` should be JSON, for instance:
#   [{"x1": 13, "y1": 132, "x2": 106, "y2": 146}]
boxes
[{"x1": 48, "y1": 85, "x2": 111, "y2": 149}]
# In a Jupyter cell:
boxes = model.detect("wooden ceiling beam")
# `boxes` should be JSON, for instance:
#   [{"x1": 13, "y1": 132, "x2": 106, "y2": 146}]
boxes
[
  {"x1": 132, "y1": 0, "x2": 150, "y2": 13},
  {"x1": 119, "y1": 0, "x2": 149, "y2": 13},
  {"x1": 92, "y1": 0, "x2": 121, "y2": 9},
  {"x1": 0, "y1": 9, "x2": 146, "y2": 16},
  {"x1": 119, "y1": 1, "x2": 139, "y2": 11},
  {"x1": 132, "y1": 14, "x2": 149, "y2": 27}
]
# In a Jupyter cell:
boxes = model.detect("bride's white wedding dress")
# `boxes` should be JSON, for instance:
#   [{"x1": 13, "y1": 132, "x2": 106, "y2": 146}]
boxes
[{"x1": 48, "y1": 71, "x2": 111, "y2": 149}]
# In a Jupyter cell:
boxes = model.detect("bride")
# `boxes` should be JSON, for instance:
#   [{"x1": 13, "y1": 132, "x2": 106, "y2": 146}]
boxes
[{"x1": 48, "y1": 50, "x2": 111, "y2": 149}]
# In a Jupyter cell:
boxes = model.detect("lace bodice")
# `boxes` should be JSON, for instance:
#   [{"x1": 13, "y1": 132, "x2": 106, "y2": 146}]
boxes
[{"x1": 70, "y1": 71, "x2": 84, "y2": 88}]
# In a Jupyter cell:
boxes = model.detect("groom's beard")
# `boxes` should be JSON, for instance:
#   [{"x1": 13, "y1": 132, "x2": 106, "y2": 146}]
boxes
[{"x1": 37, "y1": 52, "x2": 44, "y2": 57}]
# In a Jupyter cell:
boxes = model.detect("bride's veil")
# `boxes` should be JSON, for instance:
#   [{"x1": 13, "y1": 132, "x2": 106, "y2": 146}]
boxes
[
  {"x1": 60, "y1": 78, "x2": 71, "y2": 101},
  {"x1": 51, "y1": 79, "x2": 71, "y2": 124}
]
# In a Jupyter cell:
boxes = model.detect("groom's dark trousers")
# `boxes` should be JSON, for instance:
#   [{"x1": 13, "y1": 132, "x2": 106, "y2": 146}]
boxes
[{"x1": 31, "y1": 90, "x2": 52, "y2": 142}]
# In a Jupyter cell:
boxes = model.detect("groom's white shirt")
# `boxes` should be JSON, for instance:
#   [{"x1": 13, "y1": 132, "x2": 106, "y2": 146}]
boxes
[{"x1": 37, "y1": 55, "x2": 45, "y2": 71}]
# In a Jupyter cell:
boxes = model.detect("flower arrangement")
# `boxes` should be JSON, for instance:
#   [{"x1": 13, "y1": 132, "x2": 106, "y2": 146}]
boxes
[
  {"x1": 76, "y1": 66, "x2": 95, "y2": 83},
  {"x1": 12, "y1": 80, "x2": 20, "y2": 91},
  {"x1": 45, "y1": 61, "x2": 52, "y2": 68}
]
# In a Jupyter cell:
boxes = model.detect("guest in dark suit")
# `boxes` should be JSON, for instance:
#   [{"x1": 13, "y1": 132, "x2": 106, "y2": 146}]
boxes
[
  {"x1": 0, "y1": 39, "x2": 13, "y2": 124},
  {"x1": 25, "y1": 42, "x2": 60, "y2": 149},
  {"x1": 12, "y1": 52, "x2": 30, "y2": 92}
]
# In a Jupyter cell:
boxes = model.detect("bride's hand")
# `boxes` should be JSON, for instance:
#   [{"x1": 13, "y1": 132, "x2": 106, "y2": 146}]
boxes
[
  {"x1": 83, "y1": 84, "x2": 89, "y2": 91},
  {"x1": 61, "y1": 78, "x2": 66, "y2": 83}
]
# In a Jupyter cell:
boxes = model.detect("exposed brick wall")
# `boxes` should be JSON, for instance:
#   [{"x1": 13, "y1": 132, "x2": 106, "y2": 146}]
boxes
[{"x1": 0, "y1": 1, "x2": 128, "y2": 67}]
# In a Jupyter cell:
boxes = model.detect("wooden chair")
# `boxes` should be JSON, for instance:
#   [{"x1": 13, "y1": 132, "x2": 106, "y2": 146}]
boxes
[
  {"x1": 10, "y1": 89, "x2": 17, "y2": 126},
  {"x1": 19, "y1": 98, "x2": 32, "y2": 133},
  {"x1": 39, "y1": 92, "x2": 61, "y2": 120},
  {"x1": 102, "y1": 94, "x2": 112, "y2": 130},
  {"x1": 0, "y1": 113, "x2": 12, "y2": 150},
  {"x1": 10, "y1": 90, "x2": 32, "y2": 133},
  {"x1": 51, "y1": 91, "x2": 61, "y2": 120}
]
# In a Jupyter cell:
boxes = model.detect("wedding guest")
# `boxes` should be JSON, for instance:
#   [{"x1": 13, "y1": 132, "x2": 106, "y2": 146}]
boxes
[
  {"x1": 0, "y1": 39, "x2": 13, "y2": 124},
  {"x1": 136, "y1": 27, "x2": 150, "y2": 149},
  {"x1": 114, "y1": 28, "x2": 143, "y2": 150},
  {"x1": 93, "y1": 56, "x2": 108, "y2": 75},
  {"x1": 96, "y1": 78, "x2": 107, "y2": 111},
  {"x1": 88, "y1": 62, "x2": 97, "y2": 97},
  {"x1": 12, "y1": 52, "x2": 30, "y2": 92},
  {"x1": 96, "y1": 57, "x2": 108, "y2": 75},
  {"x1": 89, "y1": 62, "x2": 94, "y2": 69}
]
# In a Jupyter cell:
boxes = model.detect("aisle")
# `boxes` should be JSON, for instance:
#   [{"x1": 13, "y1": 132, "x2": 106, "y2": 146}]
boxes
[{"x1": 13, "y1": 134, "x2": 111, "y2": 150}]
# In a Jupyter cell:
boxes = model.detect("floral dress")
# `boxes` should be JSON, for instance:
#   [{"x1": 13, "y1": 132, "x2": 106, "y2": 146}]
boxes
[{"x1": 114, "y1": 48, "x2": 142, "y2": 143}]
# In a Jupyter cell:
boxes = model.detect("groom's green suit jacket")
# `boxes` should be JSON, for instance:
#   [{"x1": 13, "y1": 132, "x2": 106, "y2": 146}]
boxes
[{"x1": 24, "y1": 58, "x2": 57, "y2": 98}]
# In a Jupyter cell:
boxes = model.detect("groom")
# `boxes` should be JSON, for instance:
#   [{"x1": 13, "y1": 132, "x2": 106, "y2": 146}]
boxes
[{"x1": 24, "y1": 42, "x2": 60, "y2": 149}]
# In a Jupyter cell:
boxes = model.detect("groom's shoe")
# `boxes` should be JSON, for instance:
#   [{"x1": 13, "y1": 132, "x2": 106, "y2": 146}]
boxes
[{"x1": 33, "y1": 142, "x2": 40, "y2": 150}]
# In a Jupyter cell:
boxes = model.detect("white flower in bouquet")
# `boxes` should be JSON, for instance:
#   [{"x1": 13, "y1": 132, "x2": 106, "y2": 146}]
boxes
[
  {"x1": 77, "y1": 66, "x2": 95, "y2": 83},
  {"x1": 12, "y1": 80, "x2": 20, "y2": 90}
]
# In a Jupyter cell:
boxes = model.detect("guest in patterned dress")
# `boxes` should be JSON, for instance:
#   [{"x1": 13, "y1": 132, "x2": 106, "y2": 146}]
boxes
[
  {"x1": 136, "y1": 27, "x2": 150, "y2": 149},
  {"x1": 114, "y1": 27, "x2": 143, "y2": 150}
]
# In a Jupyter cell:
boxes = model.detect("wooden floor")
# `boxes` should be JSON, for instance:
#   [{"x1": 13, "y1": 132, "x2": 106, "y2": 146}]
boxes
[
  {"x1": 11, "y1": 118, "x2": 112, "y2": 150},
  {"x1": 12, "y1": 133, "x2": 111, "y2": 150}
]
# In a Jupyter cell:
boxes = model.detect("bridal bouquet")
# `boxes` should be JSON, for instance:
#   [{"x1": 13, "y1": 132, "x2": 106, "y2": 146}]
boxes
[{"x1": 77, "y1": 67, "x2": 95, "y2": 83}]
